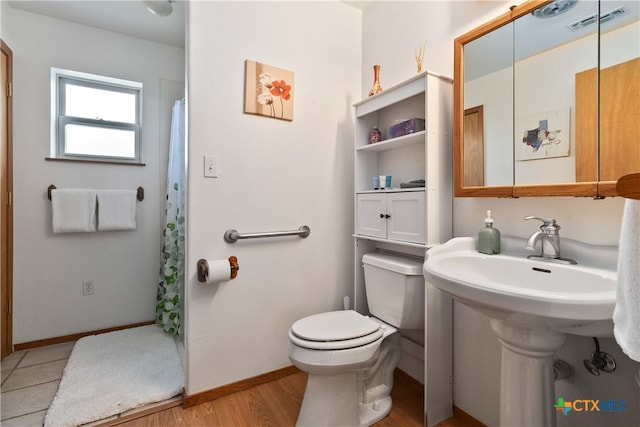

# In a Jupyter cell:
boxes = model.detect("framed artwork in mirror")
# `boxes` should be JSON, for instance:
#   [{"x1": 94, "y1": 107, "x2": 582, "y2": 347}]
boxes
[{"x1": 516, "y1": 108, "x2": 570, "y2": 161}]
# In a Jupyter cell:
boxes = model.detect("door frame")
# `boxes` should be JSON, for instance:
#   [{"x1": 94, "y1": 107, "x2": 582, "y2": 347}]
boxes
[
  {"x1": 1, "y1": 38, "x2": 14, "y2": 358},
  {"x1": 463, "y1": 105, "x2": 485, "y2": 187}
]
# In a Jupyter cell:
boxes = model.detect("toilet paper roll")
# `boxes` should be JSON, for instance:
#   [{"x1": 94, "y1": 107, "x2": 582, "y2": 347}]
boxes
[{"x1": 203, "y1": 259, "x2": 231, "y2": 284}]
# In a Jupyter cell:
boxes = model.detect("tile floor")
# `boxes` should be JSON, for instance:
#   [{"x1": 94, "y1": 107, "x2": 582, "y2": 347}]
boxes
[
  {"x1": 1, "y1": 341, "x2": 183, "y2": 427},
  {"x1": 1, "y1": 341, "x2": 75, "y2": 426}
]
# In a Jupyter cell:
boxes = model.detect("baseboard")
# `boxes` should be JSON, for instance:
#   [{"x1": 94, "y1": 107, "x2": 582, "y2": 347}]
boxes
[
  {"x1": 13, "y1": 321, "x2": 156, "y2": 351},
  {"x1": 183, "y1": 365, "x2": 301, "y2": 408},
  {"x1": 453, "y1": 405, "x2": 488, "y2": 427},
  {"x1": 95, "y1": 396, "x2": 183, "y2": 427}
]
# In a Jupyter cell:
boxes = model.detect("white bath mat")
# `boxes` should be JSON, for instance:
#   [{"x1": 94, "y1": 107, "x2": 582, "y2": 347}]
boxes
[{"x1": 44, "y1": 325, "x2": 183, "y2": 427}]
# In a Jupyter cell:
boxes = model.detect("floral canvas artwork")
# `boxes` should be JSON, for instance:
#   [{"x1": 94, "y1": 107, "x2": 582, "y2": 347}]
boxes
[{"x1": 244, "y1": 60, "x2": 294, "y2": 121}]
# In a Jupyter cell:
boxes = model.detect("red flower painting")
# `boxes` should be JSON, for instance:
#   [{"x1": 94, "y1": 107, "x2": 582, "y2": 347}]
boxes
[
  {"x1": 268, "y1": 80, "x2": 292, "y2": 119},
  {"x1": 245, "y1": 60, "x2": 294, "y2": 121},
  {"x1": 270, "y1": 80, "x2": 292, "y2": 101}
]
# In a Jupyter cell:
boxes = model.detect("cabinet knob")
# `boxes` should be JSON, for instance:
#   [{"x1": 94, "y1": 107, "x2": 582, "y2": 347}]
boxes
[
  {"x1": 380, "y1": 213, "x2": 391, "y2": 219},
  {"x1": 380, "y1": 213, "x2": 385, "y2": 219}
]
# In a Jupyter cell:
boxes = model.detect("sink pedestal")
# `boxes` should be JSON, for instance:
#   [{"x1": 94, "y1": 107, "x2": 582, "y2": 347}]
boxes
[{"x1": 490, "y1": 319, "x2": 566, "y2": 427}]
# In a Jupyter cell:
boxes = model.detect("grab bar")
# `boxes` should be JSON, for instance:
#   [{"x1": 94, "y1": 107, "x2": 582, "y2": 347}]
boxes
[{"x1": 224, "y1": 225, "x2": 310, "y2": 243}]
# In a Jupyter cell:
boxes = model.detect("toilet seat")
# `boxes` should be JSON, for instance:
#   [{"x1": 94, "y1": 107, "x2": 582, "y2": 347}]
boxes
[{"x1": 289, "y1": 310, "x2": 383, "y2": 350}]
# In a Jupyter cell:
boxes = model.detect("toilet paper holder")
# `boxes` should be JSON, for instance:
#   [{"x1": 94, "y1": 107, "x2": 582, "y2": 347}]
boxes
[{"x1": 197, "y1": 256, "x2": 239, "y2": 283}]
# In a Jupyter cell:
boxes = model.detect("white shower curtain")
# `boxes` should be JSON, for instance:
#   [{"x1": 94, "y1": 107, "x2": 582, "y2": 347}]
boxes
[{"x1": 157, "y1": 99, "x2": 185, "y2": 336}]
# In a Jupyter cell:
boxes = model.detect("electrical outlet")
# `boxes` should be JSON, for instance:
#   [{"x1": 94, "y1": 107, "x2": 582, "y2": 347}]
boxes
[{"x1": 82, "y1": 280, "x2": 95, "y2": 296}]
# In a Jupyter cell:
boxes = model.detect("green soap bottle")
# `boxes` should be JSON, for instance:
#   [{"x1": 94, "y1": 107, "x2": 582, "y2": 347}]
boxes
[{"x1": 478, "y1": 210, "x2": 501, "y2": 255}]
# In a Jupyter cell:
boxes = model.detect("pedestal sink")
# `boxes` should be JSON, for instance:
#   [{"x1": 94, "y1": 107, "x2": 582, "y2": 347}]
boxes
[{"x1": 423, "y1": 236, "x2": 618, "y2": 427}]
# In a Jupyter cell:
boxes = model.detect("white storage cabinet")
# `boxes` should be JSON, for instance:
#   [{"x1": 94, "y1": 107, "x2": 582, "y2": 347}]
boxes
[
  {"x1": 352, "y1": 70, "x2": 455, "y2": 427},
  {"x1": 353, "y1": 71, "x2": 453, "y2": 250},
  {"x1": 356, "y1": 190, "x2": 426, "y2": 244}
]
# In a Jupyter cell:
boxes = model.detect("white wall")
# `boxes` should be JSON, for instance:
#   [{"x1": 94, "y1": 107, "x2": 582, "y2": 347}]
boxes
[
  {"x1": 185, "y1": 1, "x2": 361, "y2": 395},
  {"x1": 465, "y1": 67, "x2": 513, "y2": 186},
  {"x1": 3, "y1": 6, "x2": 184, "y2": 343},
  {"x1": 466, "y1": 32, "x2": 599, "y2": 186},
  {"x1": 361, "y1": 0, "x2": 515, "y2": 93},
  {"x1": 512, "y1": 33, "x2": 597, "y2": 184},
  {"x1": 363, "y1": 2, "x2": 638, "y2": 427}
]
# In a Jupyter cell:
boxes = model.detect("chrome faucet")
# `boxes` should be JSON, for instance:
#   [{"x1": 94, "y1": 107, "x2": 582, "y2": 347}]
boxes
[{"x1": 524, "y1": 216, "x2": 577, "y2": 264}]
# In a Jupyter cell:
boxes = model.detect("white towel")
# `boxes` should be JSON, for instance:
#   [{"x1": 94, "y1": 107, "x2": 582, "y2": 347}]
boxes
[
  {"x1": 51, "y1": 189, "x2": 98, "y2": 233},
  {"x1": 97, "y1": 190, "x2": 137, "y2": 231},
  {"x1": 613, "y1": 199, "x2": 640, "y2": 362}
]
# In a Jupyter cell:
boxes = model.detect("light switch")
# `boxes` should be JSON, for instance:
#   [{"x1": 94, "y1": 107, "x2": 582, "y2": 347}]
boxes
[{"x1": 204, "y1": 155, "x2": 219, "y2": 178}]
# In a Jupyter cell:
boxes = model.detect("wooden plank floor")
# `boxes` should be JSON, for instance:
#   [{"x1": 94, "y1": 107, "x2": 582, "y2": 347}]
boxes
[{"x1": 115, "y1": 370, "x2": 425, "y2": 427}]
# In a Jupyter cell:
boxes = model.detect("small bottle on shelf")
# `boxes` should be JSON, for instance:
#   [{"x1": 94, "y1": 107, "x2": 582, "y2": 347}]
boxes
[{"x1": 369, "y1": 126, "x2": 382, "y2": 144}]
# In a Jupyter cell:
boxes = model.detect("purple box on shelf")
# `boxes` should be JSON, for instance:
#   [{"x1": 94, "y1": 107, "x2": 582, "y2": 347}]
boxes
[{"x1": 387, "y1": 118, "x2": 425, "y2": 139}]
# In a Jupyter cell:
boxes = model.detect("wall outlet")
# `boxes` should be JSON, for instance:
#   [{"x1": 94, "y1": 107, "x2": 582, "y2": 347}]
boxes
[{"x1": 82, "y1": 280, "x2": 95, "y2": 296}]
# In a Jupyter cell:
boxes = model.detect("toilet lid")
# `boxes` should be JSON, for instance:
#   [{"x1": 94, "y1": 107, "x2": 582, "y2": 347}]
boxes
[
  {"x1": 290, "y1": 310, "x2": 383, "y2": 347},
  {"x1": 290, "y1": 310, "x2": 383, "y2": 350}
]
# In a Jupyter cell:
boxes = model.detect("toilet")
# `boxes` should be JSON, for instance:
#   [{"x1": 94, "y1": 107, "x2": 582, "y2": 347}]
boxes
[{"x1": 288, "y1": 252, "x2": 424, "y2": 426}]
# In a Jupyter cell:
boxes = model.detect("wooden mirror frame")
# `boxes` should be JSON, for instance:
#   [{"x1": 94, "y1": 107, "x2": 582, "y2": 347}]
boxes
[{"x1": 454, "y1": 0, "x2": 608, "y2": 198}]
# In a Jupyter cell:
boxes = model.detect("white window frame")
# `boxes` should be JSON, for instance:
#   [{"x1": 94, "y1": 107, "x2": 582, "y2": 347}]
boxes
[{"x1": 50, "y1": 68, "x2": 143, "y2": 164}]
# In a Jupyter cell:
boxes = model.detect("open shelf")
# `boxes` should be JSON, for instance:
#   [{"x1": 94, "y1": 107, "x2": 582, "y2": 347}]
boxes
[
  {"x1": 356, "y1": 131, "x2": 426, "y2": 153},
  {"x1": 356, "y1": 187, "x2": 425, "y2": 194}
]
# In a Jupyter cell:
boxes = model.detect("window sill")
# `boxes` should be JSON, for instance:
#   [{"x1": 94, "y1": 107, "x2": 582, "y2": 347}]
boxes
[{"x1": 45, "y1": 157, "x2": 146, "y2": 166}]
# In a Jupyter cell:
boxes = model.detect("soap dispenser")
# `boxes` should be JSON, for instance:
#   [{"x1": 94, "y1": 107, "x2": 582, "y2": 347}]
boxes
[{"x1": 478, "y1": 210, "x2": 501, "y2": 254}]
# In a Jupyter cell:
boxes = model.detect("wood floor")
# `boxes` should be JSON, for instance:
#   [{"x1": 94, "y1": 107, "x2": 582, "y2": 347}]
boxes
[{"x1": 115, "y1": 370, "x2": 425, "y2": 427}]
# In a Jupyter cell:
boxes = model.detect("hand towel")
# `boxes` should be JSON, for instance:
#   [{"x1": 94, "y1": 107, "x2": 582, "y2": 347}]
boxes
[
  {"x1": 613, "y1": 199, "x2": 640, "y2": 362},
  {"x1": 97, "y1": 190, "x2": 137, "y2": 231},
  {"x1": 51, "y1": 189, "x2": 98, "y2": 233}
]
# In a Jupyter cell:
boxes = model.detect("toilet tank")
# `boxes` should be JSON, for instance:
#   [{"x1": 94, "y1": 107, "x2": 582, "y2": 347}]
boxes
[{"x1": 362, "y1": 253, "x2": 425, "y2": 329}]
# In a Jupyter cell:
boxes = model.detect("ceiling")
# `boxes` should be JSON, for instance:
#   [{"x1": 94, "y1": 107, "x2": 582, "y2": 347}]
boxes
[
  {"x1": 11, "y1": 0, "x2": 635, "y2": 66},
  {"x1": 7, "y1": 0, "x2": 368, "y2": 48},
  {"x1": 465, "y1": 0, "x2": 640, "y2": 81},
  {"x1": 8, "y1": 0, "x2": 186, "y2": 48},
  {"x1": 342, "y1": 1, "x2": 370, "y2": 10}
]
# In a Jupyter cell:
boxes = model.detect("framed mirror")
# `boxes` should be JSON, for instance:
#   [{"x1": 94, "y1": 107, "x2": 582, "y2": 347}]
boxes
[
  {"x1": 464, "y1": 22, "x2": 514, "y2": 189},
  {"x1": 454, "y1": 0, "x2": 640, "y2": 197},
  {"x1": 597, "y1": 0, "x2": 640, "y2": 195}
]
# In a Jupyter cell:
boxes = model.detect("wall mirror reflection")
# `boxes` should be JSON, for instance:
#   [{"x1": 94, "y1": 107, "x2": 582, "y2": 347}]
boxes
[
  {"x1": 455, "y1": 0, "x2": 640, "y2": 197},
  {"x1": 464, "y1": 23, "x2": 514, "y2": 188},
  {"x1": 597, "y1": 1, "x2": 640, "y2": 194}
]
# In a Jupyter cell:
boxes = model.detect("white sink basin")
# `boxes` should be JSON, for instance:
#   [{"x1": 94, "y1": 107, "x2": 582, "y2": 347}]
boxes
[
  {"x1": 424, "y1": 236, "x2": 618, "y2": 336},
  {"x1": 424, "y1": 236, "x2": 618, "y2": 427}
]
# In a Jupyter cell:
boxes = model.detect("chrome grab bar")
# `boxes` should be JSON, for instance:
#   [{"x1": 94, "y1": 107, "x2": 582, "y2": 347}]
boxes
[{"x1": 224, "y1": 225, "x2": 310, "y2": 243}]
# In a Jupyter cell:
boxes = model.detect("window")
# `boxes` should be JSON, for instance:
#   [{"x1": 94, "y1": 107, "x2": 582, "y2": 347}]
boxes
[{"x1": 51, "y1": 68, "x2": 143, "y2": 164}]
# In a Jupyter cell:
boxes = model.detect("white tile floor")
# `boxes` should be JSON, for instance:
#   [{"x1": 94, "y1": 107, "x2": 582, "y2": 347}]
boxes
[
  {"x1": 1, "y1": 341, "x2": 75, "y2": 426},
  {"x1": 1, "y1": 340, "x2": 183, "y2": 427}
]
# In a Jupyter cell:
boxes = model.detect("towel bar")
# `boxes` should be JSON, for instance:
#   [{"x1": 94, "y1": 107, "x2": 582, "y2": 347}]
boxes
[
  {"x1": 617, "y1": 173, "x2": 640, "y2": 200},
  {"x1": 224, "y1": 225, "x2": 311, "y2": 243},
  {"x1": 47, "y1": 185, "x2": 145, "y2": 201}
]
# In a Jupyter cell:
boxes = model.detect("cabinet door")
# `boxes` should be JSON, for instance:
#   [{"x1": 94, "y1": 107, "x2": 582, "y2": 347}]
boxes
[
  {"x1": 387, "y1": 191, "x2": 426, "y2": 244},
  {"x1": 356, "y1": 193, "x2": 387, "y2": 239}
]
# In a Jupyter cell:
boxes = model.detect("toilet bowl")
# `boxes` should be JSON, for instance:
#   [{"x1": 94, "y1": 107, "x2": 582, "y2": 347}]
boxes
[
  {"x1": 289, "y1": 310, "x2": 387, "y2": 372},
  {"x1": 288, "y1": 253, "x2": 424, "y2": 427}
]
